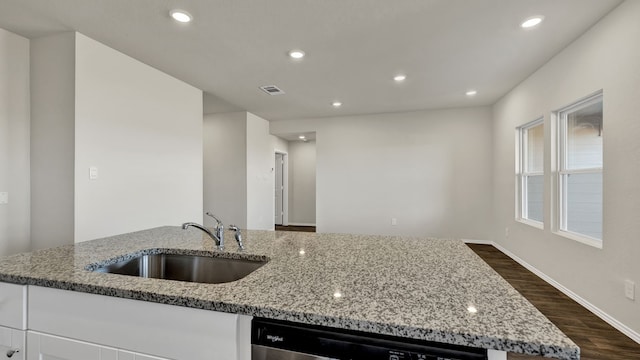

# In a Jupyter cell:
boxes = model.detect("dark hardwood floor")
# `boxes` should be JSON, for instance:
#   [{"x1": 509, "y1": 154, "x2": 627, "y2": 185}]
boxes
[
  {"x1": 467, "y1": 244, "x2": 640, "y2": 360},
  {"x1": 275, "y1": 224, "x2": 316, "y2": 232}
]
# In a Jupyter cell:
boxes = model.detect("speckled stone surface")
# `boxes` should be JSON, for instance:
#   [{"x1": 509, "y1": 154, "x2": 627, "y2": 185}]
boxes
[{"x1": 0, "y1": 227, "x2": 579, "y2": 359}]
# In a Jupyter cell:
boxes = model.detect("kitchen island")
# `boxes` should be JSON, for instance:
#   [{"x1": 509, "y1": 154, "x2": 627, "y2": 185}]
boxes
[{"x1": 0, "y1": 226, "x2": 579, "y2": 359}]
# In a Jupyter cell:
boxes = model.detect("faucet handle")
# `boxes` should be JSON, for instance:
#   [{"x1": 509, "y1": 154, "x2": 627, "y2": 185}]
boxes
[
  {"x1": 205, "y1": 212, "x2": 223, "y2": 227},
  {"x1": 229, "y1": 225, "x2": 244, "y2": 251}
]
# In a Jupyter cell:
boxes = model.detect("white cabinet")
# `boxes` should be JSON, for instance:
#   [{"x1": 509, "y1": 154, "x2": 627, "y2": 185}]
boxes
[
  {"x1": 27, "y1": 332, "x2": 117, "y2": 360},
  {"x1": 27, "y1": 332, "x2": 171, "y2": 360},
  {"x1": 28, "y1": 286, "x2": 251, "y2": 360},
  {"x1": 0, "y1": 283, "x2": 27, "y2": 330},
  {"x1": 0, "y1": 326, "x2": 25, "y2": 360},
  {"x1": 118, "y1": 350, "x2": 170, "y2": 360},
  {"x1": 0, "y1": 283, "x2": 26, "y2": 360},
  {"x1": 0, "y1": 283, "x2": 251, "y2": 360}
]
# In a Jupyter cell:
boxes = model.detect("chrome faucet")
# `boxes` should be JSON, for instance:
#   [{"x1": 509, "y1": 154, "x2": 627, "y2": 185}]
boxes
[
  {"x1": 205, "y1": 212, "x2": 224, "y2": 245},
  {"x1": 182, "y1": 222, "x2": 224, "y2": 250},
  {"x1": 182, "y1": 213, "x2": 244, "y2": 251},
  {"x1": 182, "y1": 222, "x2": 223, "y2": 249},
  {"x1": 207, "y1": 212, "x2": 244, "y2": 250},
  {"x1": 228, "y1": 225, "x2": 244, "y2": 251}
]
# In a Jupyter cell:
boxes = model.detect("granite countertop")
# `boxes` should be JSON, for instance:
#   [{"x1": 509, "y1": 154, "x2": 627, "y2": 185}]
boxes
[{"x1": 0, "y1": 226, "x2": 578, "y2": 359}]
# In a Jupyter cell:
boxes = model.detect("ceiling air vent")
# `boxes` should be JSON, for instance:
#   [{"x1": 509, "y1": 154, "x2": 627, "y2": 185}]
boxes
[{"x1": 260, "y1": 85, "x2": 285, "y2": 95}]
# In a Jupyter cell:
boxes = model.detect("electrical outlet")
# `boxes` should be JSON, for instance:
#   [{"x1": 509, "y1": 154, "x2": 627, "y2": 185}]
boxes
[
  {"x1": 391, "y1": 218, "x2": 397, "y2": 226},
  {"x1": 0, "y1": 192, "x2": 7, "y2": 204},
  {"x1": 505, "y1": 227, "x2": 509, "y2": 239},
  {"x1": 625, "y1": 280, "x2": 635, "y2": 300},
  {"x1": 89, "y1": 166, "x2": 98, "y2": 180}
]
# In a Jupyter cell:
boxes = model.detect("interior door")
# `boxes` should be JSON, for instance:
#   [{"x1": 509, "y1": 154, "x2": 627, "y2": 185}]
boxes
[{"x1": 274, "y1": 153, "x2": 284, "y2": 225}]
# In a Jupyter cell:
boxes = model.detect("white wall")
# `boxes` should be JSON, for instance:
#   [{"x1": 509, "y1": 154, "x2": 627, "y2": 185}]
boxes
[
  {"x1": 288, "y1": 140, "x2": 316, "y2": 225},
  {"x1": 203, "y1": 112, "x2": 247, "y2": 228},
  {"x1": 30, "y1": 32, "x2": 76, "y2": 250},
  {"x1": 271, "y1": 107, "x2": 493, "y2": 238},
  {"x1": 30, "y1": 32, "x2": 203, "y2": 246},
  {"x1": 0, "y1": 28, "x2": 30, "y2": 256},
  {"x1": 271, "y1": 136, "x2": 288, "y2": 154},
  {"x1": 492, "y1": 0, "x2": 640, "y2": 337},
  {"x1": 246, "y1": 113, "x2": 274, "y2": 230},
  {"x1": 203, "y1": 112, "x2": 282, "y2": 230},
  {"x1": 74, "y1": 33, "x2": 203, "y2": 242}
]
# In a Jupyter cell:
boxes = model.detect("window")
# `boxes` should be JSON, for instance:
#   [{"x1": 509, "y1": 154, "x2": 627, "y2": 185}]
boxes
[
  {"x1": 517, "y1": 118, "x2": 544, "y2": 226},
  {"x1": 556, "y1": 93, "x2": 603, "y2": 246}
]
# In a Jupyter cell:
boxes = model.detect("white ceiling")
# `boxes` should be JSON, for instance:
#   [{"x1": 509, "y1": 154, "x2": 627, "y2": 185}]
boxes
[
  {"x1": 276, "y1": 132, "x2": 317, "y2": 142},
  {"x1": 0, "y1": 0, "x2": 622, "y2": 121}
]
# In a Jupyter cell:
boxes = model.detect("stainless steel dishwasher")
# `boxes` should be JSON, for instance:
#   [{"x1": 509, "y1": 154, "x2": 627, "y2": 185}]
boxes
[{"x1": 251, "y1": 318, "x2": 488, "y2": 360}]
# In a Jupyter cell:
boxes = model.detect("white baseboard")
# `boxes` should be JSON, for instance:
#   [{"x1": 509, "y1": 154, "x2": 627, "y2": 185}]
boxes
[
  {"x1": 286, "y1": 223, "x2": 316, "y2": 227},
  {"x1": 479, "y1": 241, "x2": 640, "y2": 345}
]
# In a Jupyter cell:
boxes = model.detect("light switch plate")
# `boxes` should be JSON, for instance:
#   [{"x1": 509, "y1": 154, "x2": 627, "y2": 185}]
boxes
[
  {"x1": 89, "y1": 166, "x2": 98, "y2": 180},
  {"x1": 625, "y1": 280, "x2": 635, "y2": 300},
  {"x1": 0, "y1": 192, "x2": 7, "y2": 204}
]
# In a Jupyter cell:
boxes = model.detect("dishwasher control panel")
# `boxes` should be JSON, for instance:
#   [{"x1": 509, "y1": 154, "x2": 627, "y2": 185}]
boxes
[{"x1": 251, "y1": 318, "x2": 487, "y2": 360}]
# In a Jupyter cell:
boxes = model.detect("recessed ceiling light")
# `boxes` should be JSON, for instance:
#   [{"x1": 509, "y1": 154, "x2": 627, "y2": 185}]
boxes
[
  {"x1": 332, "y1": 101, "x2": 342, "y2": 108},
  {"x1": 467, "y1": 306, "x2": 478, "y2": 314},
  {"x1": 466, "y1": 90, "x2": 478, "y2": 96},
  {"x1": 289, "y1": 50, "x2": 305, "y2": 59},
  {"x1": 521, "y1": 16, "x2": 544, "y2": 29},
  {"x1": 394, "y1": 74, "x2": 407, "y2": 82},
  {"x1": 170, "y1": 9, "x2": 192, "y2": 23},
  {"x1": 333, "y1": 291, "x2": 343, "y2": 298},
  {"x1": 299, "y1": 135, "x2": 306, "y2": 140}
]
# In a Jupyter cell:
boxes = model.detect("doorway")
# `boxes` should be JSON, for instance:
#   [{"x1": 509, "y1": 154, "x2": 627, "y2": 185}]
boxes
[{"x1": 274, "y1": 152, "x2": 288, "y2": 226}]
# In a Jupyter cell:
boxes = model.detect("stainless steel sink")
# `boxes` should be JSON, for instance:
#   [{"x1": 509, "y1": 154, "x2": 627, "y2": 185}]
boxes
[{"x1": 93, "y1": 253, "x2": 267, "y2": 284}]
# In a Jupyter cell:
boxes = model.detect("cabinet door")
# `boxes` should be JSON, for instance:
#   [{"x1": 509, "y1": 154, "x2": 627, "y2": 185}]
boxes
[
  {"x1": 118, "y1": 350, "x2": 171, "y2": 360},
  {"x1": 27, "y1": 332, "x2": 117, "y2": 360},
  {"x1": 29, "y1": 286, "x2": 248, "y2": 360},
  {"x1": 0, "y1": 326, "x2": 25, "y2": 360},
  {"x1": 0, "y1": 283, "x2": 27, "y2": 329}
]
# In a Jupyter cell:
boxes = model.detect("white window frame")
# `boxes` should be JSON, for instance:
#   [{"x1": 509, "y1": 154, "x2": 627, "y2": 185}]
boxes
[
  {"x1": 555, "y1": 92, "x2": 603, "y2": 248},
  {"x1": 516, "y1": 118, "x2": 544, "y2": 228}
]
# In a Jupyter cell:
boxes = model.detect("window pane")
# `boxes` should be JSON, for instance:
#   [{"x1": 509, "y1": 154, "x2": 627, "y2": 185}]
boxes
[
  {"x1": 526, "y1": 175, "x2": 543, "y2": 222},
  {"x1": 567, "y1": 101, "x2": 603, "y2": 170},
  {"x1": 565, "y1": 172, "x2": 602, "y2": 240},
  {"x1": 526, "y1": 124, "x2": 544, "y2": 173}
]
